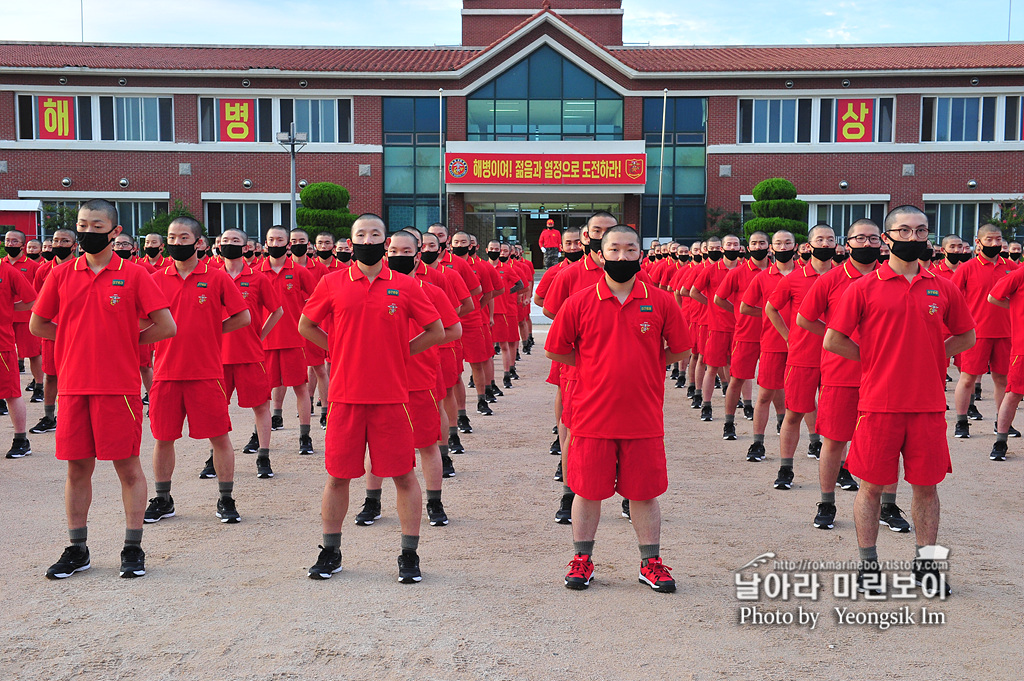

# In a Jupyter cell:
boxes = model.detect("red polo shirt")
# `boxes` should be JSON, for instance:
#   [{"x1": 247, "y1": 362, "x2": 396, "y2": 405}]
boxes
[
  {"x1": 302, "y1": 265, "x2": 440, "y2": 404},
  {"x1": 950, "y1": 255, "x2": 1014, "y2": 338},
  {"x1": 544, "y1": 255, "x2": 651, "y2": 317},
  {"x1": 222, "y1": 265, "x2": 282, "y2": 365},
  {"x1": 33, "y1": 256, "x2": 168, "y2": 395},
  {"x1": 693, "y1": 259, "x2": 738, "y2": 333},
  {"x1": 407, "y1": 278, "x2": 460, "y2": 392},
  {"x1": 535, "y1": 258, "x2": 571, "y2": 301},
  {"x1": 152, "y1": 262, "x2": 248, "y2": 380},
  {"x1": 34, "y1": 256, "x2": 75, "y2": 290},
  {"x1": 259, "y1": 257, "x2": 316, "y2": 349},
  {"x1": 830, "y1": 263, "x2": 974, "y2": 413},
  {"x1": 0, "y1": 262, "x2": 36, "y2": 352},
  {"x1": 489, "y1": 259, "x2": 521, "y2": 316},
  {"x1": 988, "y1": 267, "x2": 1024, "y2": 355},
  {"x1": 442, "y1": 254, "x2": 485, "y2": 327},
  {"x1": 296, "y1": 255, "x2": 327, "y2": 281},
  {"x1": 546, "y1": 278, "x2": 691, "y2": 439},
  {"x1": 419, "y1": 263, "x2": 467, "y2": 350},
  {"x1": 471, "y1": 255, "x2": 503, "y2": 325},
  {"x1": 6, "y1": 253, "x2": 39, "y2": 323},
  {"x1": 714, "y1": 258, "x2": 765, "y2": 340},
  {"x1": 440, "y1": 251, "x2": 482, "y2": 296},
  {"x1": 768, "y1": 261, "x2": 833, "y2": 367},
  {"x1": 931, "y1": 259, "x2": 957, "y2": 281},
  {"x1": 742, "y1": 264, "x2": 791, "y2": 354},
  {"x1": 799, "y1": 260, "x2": 877, "y2": 387}
]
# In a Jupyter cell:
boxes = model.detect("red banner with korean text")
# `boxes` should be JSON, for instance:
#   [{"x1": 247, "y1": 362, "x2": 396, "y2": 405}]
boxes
[
  {"x1": 38, "y1": 96, "x2": 75, "y2": 140},
  {"x1": 219, "y1": 99, "x2": 255, "y2": 142},
  {"x1": 836, "y1": 99, "x2": 874, "y2": 143},
  {"x1": 444, "y1": 153, "x2": 646, "y2": 185}
]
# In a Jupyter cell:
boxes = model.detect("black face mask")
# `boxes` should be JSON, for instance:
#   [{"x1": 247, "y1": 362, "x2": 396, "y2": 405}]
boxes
[
  {"x1": 437, "y1": 240, "x2": 447, "y2": 251},
  {"x1": 800, "y1": 252, "x2": 812, "y2": 261},
  {"x1": 421, "y1": 251, "x2": 440, "y2": 265},
  {"x1": 748, "y1": 248, "x2": 769, "y2": 261},
  {"x1": 4, "y1": 246, "x2": 22, "y2": 259},
  {"x1": 27, "y1": 252, "x2": 41, "y2": 261},
  {"x1": 196, "y1": 250, "x2": 207, "y2": 260},
  {"x1": 221, "y1": 244, "x2": 245, "y2": 260},
  {"x1": 486, "y1": 251, "x2": 500, "y2": 261},
  {"x1": 773, "y1": 249, "x2": 797, "y2": 263},
  {"x1": 469, "y1": 246, "x2": 478, "y2": 257},
  {"x1": 958, "y1": 252, "x2": 974, "y2": 264},
  {"x1": 723, "y1": 250, "x2": 740, "y2": 261},
  {"x1": 42, "y1": 251, "x2": 56, "y2": 261},
  {"x1": 918, "y1": 252, "x2": 932, "y2": 262},
  {"x1": 679, "y1": 254, "x2": 692, "y2": 263},
  {"x1": 888, "y1": 239, "x2": 930, "y2": 263},
  {"x1": 145, "y1": 246, "x2": 162, "y2": 258},
  {"x1": 1012, "y1": 252, "x2": 1023, "y2": 262},
  {"x1": 290, "y1": 244, "x2": 308, "y2": 257},
  {"x1": 604, "y1": 259, "x2": 642, "y2": 283},
  {"x1": 387, "y1": 254, "x2": 416, "y2": 275},
  {"x1": 812, "y1": 246, "x2": 837, "y2": 261},
  {"x1": 707, "y1": 250, "x2": 724, "y2": 262},
  {"x1": 336, "y1": 251, "x2": 352, "y2": 263},
  {"x1": 586, "y1": 237, "x2": 603, "y2": 255},
  {"x1": 499, "y1": 255, "x2": 509, "y2": 262},
  {"x1": 1001, "y1": 251, "x2": 1010, "y2": 259},
  {"x1": 693, "y1": 254, "x2": 703, "y2": 263},
  {"x1": 981, "y1": 244, "x2": 1003, "y2": 259},
  {"x1": 850, "y1": 246, "x2": 880, "y2": 265},
  {"x1": 352, "y1": 241, "x2": 386, "y2": 266},
  {"x1": 451, "y1": 246, "x2": 469, "y2": 257},
  {"x1": 51, "y1": 246, "x2": 74, "y2": 261},
  {"x1": 77, "y1": 229, "x2": 114, "y2": 255},
  {"x1": 114, "y1": 248, "x2": 134, "y2": 261},
  {"x1": 267, "y1": 245, "x2": 289, "y2": 259},
  {"x1": 243, "y1": 250, "x2": 254, "y2": 259},
  {"x1": 167, "y1": 243, "x2": 196, "y2": 262},
  {"x1": 878, "y1": 254, "x2": 890, "y2": 263},
  {"x1": 833, "y1": 254, "x2": 848, "y2": 264},
  {"x1": 564, "y1": 250, "x2": 584, "y2": 262},
  {"x1": 316, "y1": 249, "x2": 334, "y2": 260},
  {"x1": 671, "y1": 252, "x2": 679, "y2": 261}
]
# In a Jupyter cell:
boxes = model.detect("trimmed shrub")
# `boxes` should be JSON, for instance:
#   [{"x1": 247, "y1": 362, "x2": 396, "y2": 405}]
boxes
[
  {"x1": 751, "y1": 199, "x2": 808, "y2": 222},
  {"x1": 745, "y1": 177, "x2": 808, "y2": 242},
  {"x1": 299, "y1": 183, "x2": 350, "y2": 211},
  {"x1": 296, "y1": 182, "x2": 356, "y2": 241},
  {"x1": 752, "y1": 177, "x2": 798, "y2": 201},
  {"x1": 139, "y1": 200, "x2": 203, "y2": 238}
]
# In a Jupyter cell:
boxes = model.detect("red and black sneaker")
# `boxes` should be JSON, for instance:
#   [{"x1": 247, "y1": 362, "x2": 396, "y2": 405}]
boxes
[
  {"x1": 639, "y1": 557, "x2": 676, "y2": 593},
  {"x1": 564, "y1": 553, "x2": 594, "y2": 590}
]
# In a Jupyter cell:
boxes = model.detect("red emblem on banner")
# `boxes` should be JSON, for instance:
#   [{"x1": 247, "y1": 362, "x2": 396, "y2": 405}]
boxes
[
  {"x1": 625, "y1": 158, "x2": 645, "y2": 180},
  {"x1": 443, "y1": 153, "x2": 646, "y2": 185},
  {"x1": 220, "y1": 99, "x2": 255, "y2": 142},
  {"x1": 39, "y1": 96, "x2": 75, "y2": 140}
]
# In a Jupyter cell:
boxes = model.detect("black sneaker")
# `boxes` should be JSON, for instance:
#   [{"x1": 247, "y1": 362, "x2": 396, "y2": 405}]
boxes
[
  {"x1": 1009, "y1": 425, "x2": 1021, "y2": 438},
  {"x1": 503, "y1": 373, "x2": 512, "y2": 389},
  {"x1": 673, "y1": 376, "x2": 686, "y2": 390},
  {"x1": 552, "y1": 425, "x2": 558, "y2": 435},
  {"x1": 621, "y1": 498, "x2": 631, "y2": 520},
  {"x1": 119, "y1": 545, "x2": 146, "y2": 578},
  {"x1": 857, "y1": 561, "x2": 885, "y2": 595},
  {"x1": 457, "y1": 415, "x2": 473, "y2": 434},
  {"x1": 398, "y1": 551, "x2": 422, "y2": 583},
  {"x1": 256, "y1": 456, "x2": 274, "y2": 478},
  {"x1": 549, "y1": 437, "x2": 561, "y2": 455},
  {"x1": 25, "y1": 379, "x2": 36, "y2": 392},
  {"x1": 813, "y1": 502, "x2": 836, "y2": 529},
  {"x1": 777, "y1": 417, "x2": 783, "y2": 434},
  {"x1": 879, "y1": 502, "x2": 910, "y2": 533},
  {"x1": 966, "y1": 404, "x2": 983, "y2": 420},
  {"x1": 441, "y1": 453, "x2": 456, "y2": 478},
  {"x1": 0, "y1": 399, "x2": 7, "y2": 416},
  {"x1": 743, "y1": 404, "x2": 754, "y2": 421},
  {"x1": 715, "y1": 376, "x2": 722, "y2": 390},
  {"x1": 954, "y1": 420, "x2": 970, "y2": 438},
  {"x1": 686, "y1": 385, "x2": 695, "y2": 399},
  {"x1": 30, "y1": 385, "x2": 43, "y2": 403},
  {"x1": 722, "y1": 421, "x2": 736, "y2": 440},
  {"x1": 45, "y1": 545, "x2": 91, "y2": 580},
  {"x1": 555, "y1": 493, "x2": 573, "y2": 524},
  {"x1": 199, "y1": 456, "x2": 216, "y2": 479},
  {"x1": 271, "y1": 415, "x2": 284, "y2": 430},
  {"x1": 554, "y1": 461, "x2": 563, "y2": 481},
  {"x1": 299, "y1": 434, "x2": 314, "y2": 455},
  {"x1": 308, "y1": 545, "x2": 343, "y2": 579},
  {"x1": 807, "y1": 440, "x2": 822, "y2": 459},
  {"x1": 5, "y1": 437, "x2": 31, "y2": 459},
  {"x1": 974, "y1": 385, "x2": 982, "y2": 401},
  {"x1": 144, "y1": 495, "x2": 175, "y2": 523},
  {"x1": 448, "y1": 432, "x2": 465, "y2": 453},
  {"x1": 483, "y1": 386, "x2": 497, "y2": 404},
  {"x1": 773, "y1": 466, "x2": 794, "y2": 490},
  {"x1": 477, "y1": 398, "x2": 493, "y2": 416},
  {"x1": 836, "y1": 467, "x2": 859, "y2": 491},
  {"x1": 354, "y1": 497, "x2": 382, "y2": 526},
  {"x1": 427, "y1": 499, "x2": 449, "y2": 526},
  {"x1": 700, "y1": 403, "x2": 712, "y2": 422},
  {"x1": 216, "y1": 496, "x2": 241, "y2": 523},
  {"x1": 913, "y1": 559, "x2": 952, "y2": 597},
  {"x1": 510, "y1": 366, "x2": 520, "y2": 380},
  {"x1": 990, "y1": 440, "x2": 1008, "y2": 461},
  {"x1": 670, "y1": 367, "x2": 680, "y2": 380},
  {"x1": 142, "y1": 392, "x2": 149, "y2": 405},
  {"x1": 746, "y1": 441, "x2": 766, "y2": 462},
  {"x1": 690, "y1": 394, "x2": 702, "y2": 409},
  {"x1": 320, "y1": 413, "x2": 328, "y2": 429},
  {"x1": 468, "y1": 376, "x2": 475, "y2": 389},
  {"x1": 489, "y1": 381, "x2": 503, "y2": 398},
  {"x1": 242, "y1": 431, "x2": 259, "y2": 454},
  {"x1": 29, "y1": 415, "x2": 57, "y2": 434}
]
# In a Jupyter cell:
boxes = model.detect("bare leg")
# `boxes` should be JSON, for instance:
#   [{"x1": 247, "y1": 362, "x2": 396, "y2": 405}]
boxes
[
  {"x1": 853, "y1": 481, "x2": 883, "y2": 550},
  {"x1": 66, "y1": 458, "x2": 96, "y2": 529},
  {"x1": 953, "y1": 371, "x2": 978, "y2": 416},
  {"x1": 210, "y1": 432, "x2": 235, "y2": 484},
  {"x1": 29, "y1": 354, "x2": 43, "y2": 384},
  {"x1": 996, "y1": 391, "x2": 1023, "y2": 433},
  {"x1": 818, "y1": 437, "x2": 847, "y2": 493},
  {"x1": 910, "y1": 484, "x2": 940, "y2": 546},
  {"x1": 753, "y1": 387, "x2": 776, "y2": 436},
  {"x1": 724, "y1": 377, "x2": 744, "y2": 417},
  {"x1": 779, "y1": 409, "x2": 804, "y2": 460},
  {"x1": 294, "y1": 383, "x2": 311, "y2": 427},
  {"x1": 321, "y1": 475, "x2": 351, "y2": 534},
  {"x1": 454, "y1": 376, "x2": 467, "y2": 411},
  {"x1": 628, "y1": 498, "x2": 661, "y2": 545},
  {"x1": 253, "y1": 401, "x2": 271, "y2": 449},
  {"x1": 392, "y1": 470, "x2": 422, "y2": 537},
  {"x1": 112, "y1": 457, "x2": 148, "y2": 529},
  {"x1": 151, "y1": 439, "x2": 177, "y2": 484},
  {"x1": 419, "y1": 444, "x2": 443, "y2": 492},
  {"x1": 8, "y1": 395, "x2": 26, "y2": 432},
  {"x1": 571, "y1": 495, "x2": 601, "y2": 543}
]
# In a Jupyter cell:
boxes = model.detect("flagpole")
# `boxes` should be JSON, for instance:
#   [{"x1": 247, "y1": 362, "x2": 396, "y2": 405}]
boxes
[
  {"x1": 439, "y1": 88, "x2": 444, "y2": 226},
  {"x1": 656, "y1": 88, "x2": 668, "y2": 241}
]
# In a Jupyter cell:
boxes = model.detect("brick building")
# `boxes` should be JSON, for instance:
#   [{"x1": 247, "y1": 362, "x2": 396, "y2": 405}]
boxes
[{"x1": 1, "y1": 0, "x2": 1023, "y2": 263}]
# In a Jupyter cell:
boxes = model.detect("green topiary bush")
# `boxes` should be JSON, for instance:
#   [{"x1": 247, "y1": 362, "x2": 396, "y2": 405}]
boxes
[
  {"x1": 297, "y1": 182, "x2": 356, "y2": 241},
  {"x1": 751, "y1": 199, "x2": 808, "y2": 222},
  {"x1": 744, "y1": 177, "x2": 808, "y2": 242},
  {"x1": 299, "y1": 183, "x2": 350, "y2": 211},
  {"x1": 751, "y1": 177, "x2": 798, "y2": 201}
]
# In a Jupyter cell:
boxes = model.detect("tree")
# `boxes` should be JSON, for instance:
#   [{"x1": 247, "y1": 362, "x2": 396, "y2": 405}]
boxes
[
  {"x1": 139, "y1": 200, "x2": 203, "y2": 238},
  {"x1": 998, "y1": 200, "x2": 1024, "y2": 240},
  {"x1": 701, "y1": 206, "x2": 743, "y2": 240},
  {"x1": 742, "y1": 178, "x2": 809, "y2": 242},
  {"x1": 43, "y1": 204, "x2": 78, "y2": 234},
  {"x1": 296, "y1": 182, "x2": 357, "y2": 241}
]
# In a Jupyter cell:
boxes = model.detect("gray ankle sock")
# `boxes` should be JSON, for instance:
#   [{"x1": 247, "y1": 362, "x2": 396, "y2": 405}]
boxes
[
  {"x1": 320, "y1": 407, "x2": 328, "y2": 417},
  {"x1": 562, "y1": 484, "x2": 573, "y2": 496},
  {"x1": 323, "y1": 532, "x2": 341, "y2": 549},
  {"x1": 694, "y1": 390, "x2": 703, "y2": 401},
  {"x1": 725, "y1": 414, "x2": 735, "y2": 424},
  {"x1": 881, "y1": 493, "x2": 897, "y2": 505},
  {"x1": 859, "y1": 546, "x2": 878, "y2": 563},
  {"x1": 44, "y1": 404, "x2": 55, "y2": 418},
  {"x1": 639, "y1": 544, "x2": 660, "y2": 561},
  {"x1": 299, "y1": 424, "x2": 311, "y2": 437},
  {"x1": 257, "y1": 448, "x2": 269, "y2": 459},
  {"x1": 366, "y1": 488, "x2": 382, "y2": 501},
  {"x1": 809, "y1": 432, "x2": 821, "y2": 443},
  {"x1": 401, "y1": 534, "x2": 419, "y2": 552},
  {"x1": 821, "y1": 491, "x2": 835, "y2": 504},
  {"x1": 457, "y1": 409, "x2": 467, "y2": 417},
  {"x1": 743, "y1": 400, "x2": 753, "y2": 408},
  {"x1": 777, "y1": 414, "x2": 785, "y2": 427},
  {"x1": 14, "y1": 431, "x2": 26, "y2": 440},
  {"x1": 69, "y1": 526, "x2": 87, "y2": 548},
  {"x1": 702, "y1": 400, "x2": 711, "y2": 408},
  {"x1": 125, "y1": 528, "x2": 143, "y2": 547},
  {"x1": 218, "y1": 481, "x2": 233, "y2": 499},
  {"x1": 957, "y1": 413, "x2": 968, "y2": 423},
  {"x1": 781, "y1": 458, "x2": 793, "y2": 469},
  {"x1": 996, "y1": 431, "x2": 1009, "y2": 442},
  {"x1": 438, "y1": 444, "x2": 448, "y2": 456},
  {"x1": 753, "y1": 434, "x2": 765, "y2": 444},
  {"x1": 574, "y1": 540, "x2": 595, "y2": 557},
  {"x1": 155, "y1": 481, "x2": 171, "y2": 500},
  {"x1": 449, "y1": 426, "x2": 457, "y2": 436},
  {"x1": 426, "y1": 489, "x2": 442, "y2": 501},
  {"x1": 273, "y1": 408, "x2": 283, "y2": 419}
]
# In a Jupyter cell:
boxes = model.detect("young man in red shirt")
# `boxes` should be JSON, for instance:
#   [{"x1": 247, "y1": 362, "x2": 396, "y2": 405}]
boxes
[
  {"x1": 824, "y1": 206, "x2": 974, "y2": 595},
  {"x1": 142, "y1": 233, "x2": 168, "y2": 269},
  {"x1": 690, "y1": 235, "x2": 741, "y2": 423},
  {"x1": 145, "y1": 217, "x2": 251, "y2": 525},
  {"x1": 261, "y1": 226, "x2": 317, "y2": 453},
  {"x1": 485, "y1": 240, "x2": 525, "y2": 389},
  {"x1": 951, "y1": 222, "x2": 1016, "y2": 438},
  {"x1": 765, "y1": 224, "x2": 835, "y2": 489},
  {"x1": 5, "y1": 229, "x2": 43, "y2": 403},
  {"x1": 684, "y1": 237, "x2": 723, "y2": 411},
  {"x1": 0, "y1": 248, "x2": 37, "y2": 459},
  {"x1": 450, "y1": 231, "x2": 498, "y2": 415},
  {"x1": 289, "y1": 229, "x2": 330, "y2": 428},
  {"x1": 300, "y1": 214, "x2": 444, "y2": 582},
  {"x1": 512, "y1": 244, "x2": 535, "y2": 354},
  {"x1": 32, "y1": 199, "x2": 175, "y2": 579},
  {"x1": 672, "y1": 241, "x2": 704, "y2": 399},
  {"x1": 546, "y1": 225, "x2": 691, "y2": 593},
  {"x1": 986, "y1": 264, "x2": 1024, "y2": 460}
]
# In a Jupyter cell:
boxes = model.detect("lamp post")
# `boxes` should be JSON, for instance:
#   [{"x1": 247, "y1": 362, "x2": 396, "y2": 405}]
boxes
[{"x1": 277, "y1": 122, "x2": 308, "y2": 230}]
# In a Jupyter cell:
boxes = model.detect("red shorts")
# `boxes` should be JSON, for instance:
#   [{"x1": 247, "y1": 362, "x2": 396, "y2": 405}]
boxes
[
  {"x1": 816, "y1": 385, "x2": 860, "y2": 442},
  {"x1": 695, "y1": 324, "x2": 709, "y2": 357},
  {"x1": 566, "y1": 435, "x2": 668, "y2": 501},
  {"x1": 223, "y1": 362, "x2": 271, "y2": 409},
  {"x1": 784, "y1": 365, "x2": 820, "y2": 414},
  {"x1": 730, "y1": 340, "x2": 760, "y2": 380},
  {"x1": 846, "y1": 412, "x2": 951, "y2": 486},
  {"x1": 440, "y1": 345, "x2": 462, "y2": 389},
  {"x1": 324, "y1": 402, "x2": 415, "y2": 479},
  {"x1": 265, "y1": 347, "x2": 308, "y2": 388},
  {"x1": 1006, "y1": 354, "x2": 1024, "y2": 395},
  {"x1": 41, "y1": 339, "x2": 57, "y2": 376},
  {"x1": 13, "y1": 321, "x2": 40, "y2": 358},
  {"x1": 492, "y1": 313, "x2": 519, "y2": 343},
  {"x1": 960, "y1": 337, "x2": 1010, "y2": 376},
  {"x1": 704, "y1": 330, "x2": 733, "y2": 368},
  {"x1": 409, "y1": 389, "x2": 441, "y2": 448},
  {"x1": 561, "y1": 377, "x2": 578, "y2": 430},
  {"x1": 305, "y1": 340, "x2": 327, "y2": 367},
  {"x1": 546, "y1": 360, "x2": 560, "y2": 386},
  {"x1": 139, "y1": 343, "x2": 153, "y2": 370},
  {"x1": 0, "y1": 350, "x2": 21, "y2": 399},
  {"x1": 461, "y1": 325, "x2": 491, "y2": 364},
  {"x1": 55, "y1": 394, "x2": 143, "y2": 461},
  {"x1": 483, "y1": 323, "x2": 494, "y2": 348},
  {"x1": 756, "y1": 351, "x2": 787, "y2": 390},
  {"x1": 518, "y1": 304, "x2": 529, "y2": 324},
  {"x1": 689, "y1": 322, "x2": 699, "y2": 354},
  {"x1": 149, "y1": 379, "x2": 232, "y2": 441}
]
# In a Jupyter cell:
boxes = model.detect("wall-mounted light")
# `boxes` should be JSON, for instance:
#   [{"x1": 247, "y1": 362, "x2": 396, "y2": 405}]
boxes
[
  {"x1": 118, "y1": 177, "x2": 130, "y2": 188},
  {"x1": 299, "y1": 80, "x2": 308, "y2": 88},
  {"x1": 967, "y1": 179, "x2": 978, "y2": 189},
  {"x1": 784, "y1": 80, "x2": 794, "y2": 88},
  {"x1": 298, "y1": 179, "x2": 308, "y2": 189},
  {"x1": 839, "y1": 180, "x2": 849, "y2": 190},
  {"x1": 841, "y1": 79, "x2": 851, "y2": 88},
  {"x1": 58, "y1": 77, "x2": 67, "y2": 85},
  {"x1": 241, "y1": 79, "x2": 250, "y2": 88},
  {"x1": 970, "y1": 77, "x2": 980, "y2": 86},
  {"x1": 242, "y1": 179, "x2": 253, "y2": 189},
  {"x1": 61, "y1": 177, "x2": 72, "y2": 187},
  {"x1": 118, "y1": 77, "x2": 127, "y2": 86}
]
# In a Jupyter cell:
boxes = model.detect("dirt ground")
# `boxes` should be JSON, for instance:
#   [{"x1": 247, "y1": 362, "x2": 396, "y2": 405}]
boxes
[{"x1": 1, "y1": 322, "x2": 1021, "y2": 680}]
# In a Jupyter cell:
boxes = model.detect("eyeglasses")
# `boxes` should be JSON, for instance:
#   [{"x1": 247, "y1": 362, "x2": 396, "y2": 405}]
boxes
[
  {"x1": 886, "y1": 227, "x2": 931, "y2": 240},
  {"x1": 844, "y1": 234, "x2": 882, "y2": 246}
]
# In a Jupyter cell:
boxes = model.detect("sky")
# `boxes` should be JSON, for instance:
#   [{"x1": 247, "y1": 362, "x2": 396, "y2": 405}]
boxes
[{"x1": 0, "y1": 0, "x2": 1021, "y2": 46}]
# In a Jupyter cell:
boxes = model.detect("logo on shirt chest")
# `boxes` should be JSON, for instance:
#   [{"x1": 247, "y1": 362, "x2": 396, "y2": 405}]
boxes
[
  {"x1": 198, "y1": 294, "x2": 208, "y2": 305},
  {"x1": 387, "y1": 303, "x2": 398, "y2": 315},
  {"x1": 109, "y1": 293, "x2": 121, "y2": 306},
  {"x1": 927, "y1": 303, "x2": 939, "y2": 315},
  {"x1": 241, "y1": 291, "x2": 250, "y2": 299},
  {"x1": 639, "y1": 321, "x2": 651, "y2": 333},
  {"x1": 387, "y1": 288, "x2": 400, "y2": 297}
]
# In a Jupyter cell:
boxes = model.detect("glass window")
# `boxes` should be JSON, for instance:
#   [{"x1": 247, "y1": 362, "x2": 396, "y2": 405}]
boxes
[
  {"x1": 529, "y1": 100, "x2": 561, "y2": 138},
  {"x1": 495, "y1": 60, "x2": 528, "y2": 99},
  {"x1": 289, "y1": 99, "x2": 335, "y2": 143},
  {"x1": 17, "y1": 95, "x2": 94, "y2": 141},
  {"x1": 562, "y1": 100, "x2": 594, "y2": 136},
  {"x1": 562, "y1": 59, "x2": 595, "y2": 99},
  {"x1": 102, "y1": 97, "x2": 172, "y2": 142},
  {"x1": 467, "y1": 100, "x2": 494, "y2": 138},
  {"x1": 922, "y1": 97, "x2": 997, "y2": 142},
  {"x1": 494, "y1": 100, "x2": 528, "y2": 135},
  {"x1": 213, "y1": 202, "x2": 278, "y2": 238},
  {"x1": 595, "y1": 100, "x2": 623, "y2": 137},
  {"x1": 528, "y1": 47, "x2": 562, "y2": 99},
  {"x1": 383, "y1": 98, "x2": 414, "y2": 133},
  {"x1": 1006, "y1": 96, "x2": 1022, "y2": 142},
  {"x1": 924, "y1": 202, "x2": 995, "y2": 241},
  {"x1": 739, "y1": 98, "x2": 813, "y2": 144}
]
